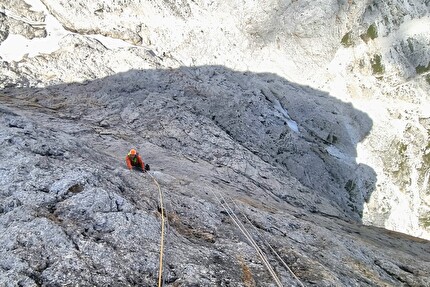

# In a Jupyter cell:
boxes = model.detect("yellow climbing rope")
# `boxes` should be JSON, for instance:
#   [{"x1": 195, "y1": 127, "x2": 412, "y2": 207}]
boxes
[
  {"x1": 148, "y1": 171, "x2": 166, "y2": 287},
  {"x1": 145, "y1": 168, "x2": 301, "y2": 287}
]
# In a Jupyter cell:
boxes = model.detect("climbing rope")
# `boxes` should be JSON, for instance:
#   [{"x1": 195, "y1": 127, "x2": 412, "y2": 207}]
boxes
[
  {"x1": 230, "y1": 199, "x2": 305, "y2": 287},
  {"x1": 222, "y1": 197, "x2": 284, "y2": 287},
  {"x1": 145, "y1": 168, "x2": 301, "y2": 286},
  {"x1": 206, "y1": 183, "x2": 284, "y2": 287},
  {"x1": 147, "y1": 171, "x2": 166, "y2": 287}
]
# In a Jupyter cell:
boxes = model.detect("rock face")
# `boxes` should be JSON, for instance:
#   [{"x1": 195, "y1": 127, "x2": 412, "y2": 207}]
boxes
[
  {"x1": 327, "y1": 0, "x2": 430, "y2": 239},
  {"x1": 2, "y1": 61, "x2": 430, "y2": 287},
  {"x1": 0, "y1": 0, "x2": 430, "y2": 286}
]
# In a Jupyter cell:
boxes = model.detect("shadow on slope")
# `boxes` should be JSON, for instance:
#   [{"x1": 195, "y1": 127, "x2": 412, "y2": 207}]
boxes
[{"x1": 1, "y1": 65, "x2": 375, "y2": 222}]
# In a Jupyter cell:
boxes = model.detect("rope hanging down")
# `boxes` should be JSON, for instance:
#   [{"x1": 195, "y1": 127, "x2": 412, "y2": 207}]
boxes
[
  {"x1": 206, "y1": 183, "x2": 284, "y2": 287},
  {"x1": 230, "y1": 199, "x2": 305, "y2": 287},
  {"x1": 145, "y1": 169, "x2": 301, "y2": 286},
  {"x1": 206, "y1": 180, "x2": 304, "y2": 287},
  {"x1": 148, "y1": 171, "x2": 166, "y2": 287}
]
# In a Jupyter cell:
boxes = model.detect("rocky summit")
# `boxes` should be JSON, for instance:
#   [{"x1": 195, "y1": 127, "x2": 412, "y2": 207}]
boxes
[{"x1": 1, "y1": 0, "x2": 430, "y2": 286}]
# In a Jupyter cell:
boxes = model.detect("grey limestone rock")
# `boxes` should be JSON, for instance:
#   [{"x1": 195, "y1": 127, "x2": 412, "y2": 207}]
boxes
[{"x1": 1, "y1": 0, "x2": 430, "y2": 286}]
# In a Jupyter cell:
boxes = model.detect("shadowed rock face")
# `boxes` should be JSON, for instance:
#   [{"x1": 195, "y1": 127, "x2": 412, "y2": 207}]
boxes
[
  {"x1": 1, "y1": 65, "x2": 429, "y2": 286},
  {"x1": 1, "y1": 65, "x2": 375, "y2": 218},
  {"x1": 0, "y1": 0, "x2": 430, "y2": 286}
]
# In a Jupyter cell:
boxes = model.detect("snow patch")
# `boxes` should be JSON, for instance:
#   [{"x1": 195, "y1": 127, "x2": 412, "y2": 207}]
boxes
[
  {"x1": 23, "y1": 0, "x2": 46, "y2": 12},
  {"x1": 0, "y1": 34, "x2": 61, "y2": 62},
  {"x1": 272, "y1": 98, "x2": 299, "y2": 133},
  {"x1": 326, "y1": 145, "x2": 355, "y2": 164},
  {"x1": 377, "y1": 15, "x2": 430, "y2": 52},
  {"x1": 87, "y1": 34, "x2": 140, "y2": 50},
  {"x1": 0, "y1": 0, "x2": 139, "y2": 62},
  {"x1": 396, "y1": 15, "x2": 430, "y2": 38},
  {"x1": 0, "y1": 1, "x2": 66, "y2": 62}
]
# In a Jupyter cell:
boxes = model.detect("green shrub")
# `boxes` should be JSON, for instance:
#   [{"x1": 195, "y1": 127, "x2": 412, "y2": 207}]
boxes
[
  {"x1": 367, "y1": 24, "x2": 378, "y2": 40},
  {"x1": 419, "y1": 215, "x2": 430, "y2": 228},
  {"x1": 371, "y1": 54, "x2": 384, "y2": 75},
  {"x1": 416, "y1": 62, "x2": 430, "y2": 74},
  {"x1": 361, "y1": 23, "x2": 378, "y2": 43},
  {"x1": 341, "y1": 31, "x2": 353, "y2": 47},
  {"x1": 422, "y1": 142, "x2": 430, "y2": 167}
]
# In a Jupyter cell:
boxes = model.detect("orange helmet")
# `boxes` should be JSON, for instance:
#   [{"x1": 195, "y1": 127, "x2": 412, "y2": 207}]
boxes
[{"x1": 129, "y1": 149, "x2": 137, "y2": 156}]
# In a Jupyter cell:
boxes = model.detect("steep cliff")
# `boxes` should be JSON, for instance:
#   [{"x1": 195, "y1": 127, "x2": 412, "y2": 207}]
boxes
[{"x1": 1, "y1": 0, "x2": 429, "y2": 286}]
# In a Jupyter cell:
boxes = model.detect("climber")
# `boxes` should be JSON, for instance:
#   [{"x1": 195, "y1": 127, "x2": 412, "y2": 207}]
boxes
[{"x1": 125, "y1": 149, "x2": 150, "y2": 173}]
